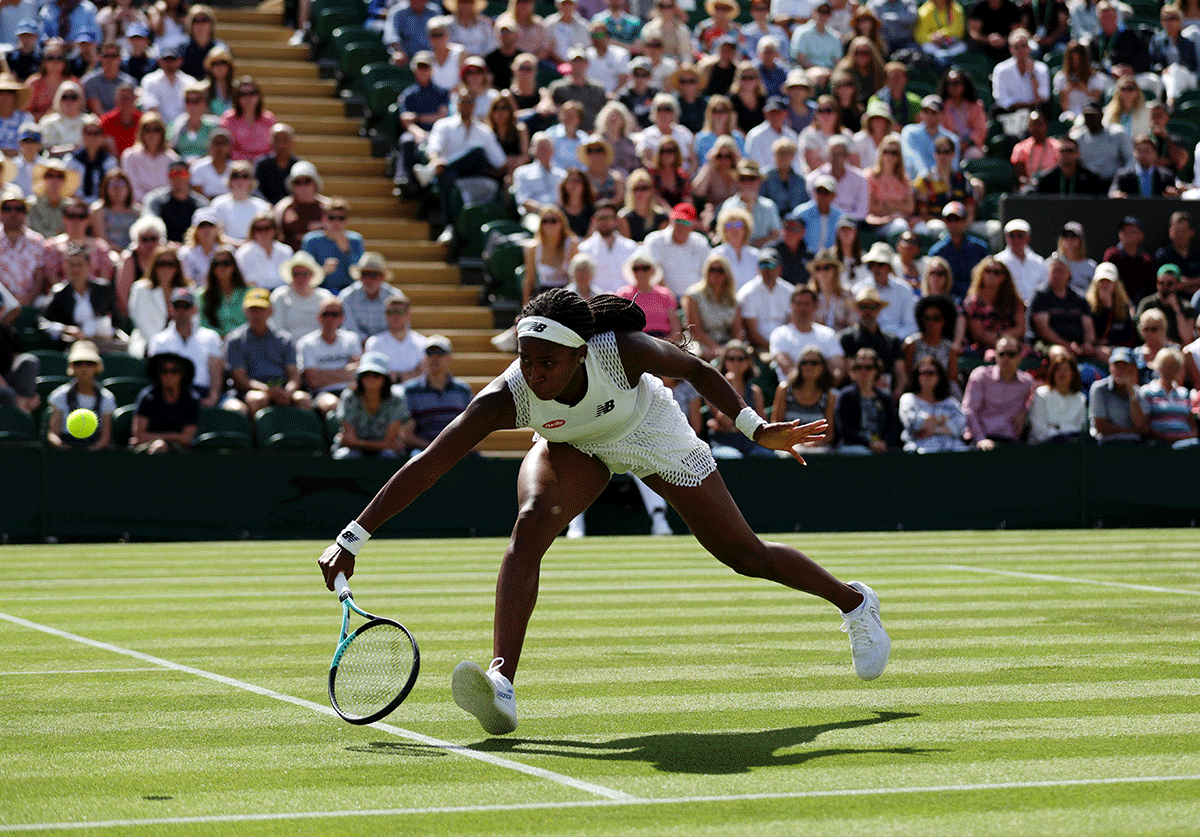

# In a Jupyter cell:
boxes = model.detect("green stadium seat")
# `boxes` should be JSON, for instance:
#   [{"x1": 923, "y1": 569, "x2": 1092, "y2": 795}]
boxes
[
  {"x1": 963, "y1": 157, "x2": 1015, "y2": 193},
  {"x1": 102, "y1": 376, "x2": 150, "y2": 408},
  {"x1": 485, "y1": 240, "x2": 527, "y2": 301},
  {"x1": 314, "y1": 10, "x2": 366, "y2": 59},
  {"x1": 99, "y1": 353, "x2": 146, "y2": 381},
  {"x1": 193, "y1": 407, "x2": 254, "y2": 450},
  {"x1": 14, "y1": 306, "x2": 56, "y2": 350},
  {"x1": 254, "y1": 406, "x2": 327, "y2": 451},
  {"x1": 110, "y1": 403, "x2": 135, "y2": 448},
  {"x1": 35, "y1": 375, "x2": 70, "y2": 402},
  {"x1": 975, "y1": 192, "x2": 1001, "y2": 222},
  {"x1": 457, "y1": 201, "x2": 518, "y2": 259},
  {"x1": 0, "y1": 405, "x2": 37, "y2": 445},
  {"x1": 337, "y1": 41, "x2": 391, "y2": 92},
  {"x1": 30, "y1": 350, "x2": 67, "y2": 377}
]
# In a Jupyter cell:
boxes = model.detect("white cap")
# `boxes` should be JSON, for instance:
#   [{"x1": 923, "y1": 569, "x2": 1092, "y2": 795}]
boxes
[{"x1": 1004, "y1": 218, "x2": 1031, "y2": 234}]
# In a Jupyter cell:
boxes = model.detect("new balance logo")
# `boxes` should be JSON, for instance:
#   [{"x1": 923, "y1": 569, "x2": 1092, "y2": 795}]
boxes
[
  {"x1": 596, "y1": 399, "x2": 615, "y2": 417},
  {"x1": 340, "y1": 531, "x2": 359, "y2": 544},
  {"x1": 527, "y1": 321, "x2": 547, "y2": 332}
]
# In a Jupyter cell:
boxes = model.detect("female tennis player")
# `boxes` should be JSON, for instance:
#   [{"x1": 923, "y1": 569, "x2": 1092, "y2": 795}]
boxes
[{"x1": 319, "y1": 289, "x2": 890, "y2": 735}]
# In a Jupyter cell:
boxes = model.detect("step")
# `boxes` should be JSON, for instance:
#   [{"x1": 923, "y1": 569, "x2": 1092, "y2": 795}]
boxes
[
  {"x1": 219, "y1": 22, "x2": 293, "y2": 41},
  {"x1": 259, "y1": 78, "x2": 335, "y2": 97},
  {"x1": 319, "y1": 176, "x2": 395, "y2": 197},
  {"x1": 388, "y1": 262, "x2": 459, "y2": 283},
  {"x1": 294, "y1": 135, "x2": 372, "y2": 156},
  {"x1": 477, "y1": 428, "x2": 534, "y2": 453},
  {"x1": 365, "y1": 239, "x2": 445, "y2": 260},
  {"x1": 402, "y1": 285, "x2": 479, "y2": 306},
  {"x1": 260, "y1": 96, "x2": 346, "y2": 117},
  {"x1": 307, "y1": 157, "x2": 387, "y2": 177},
  {"x1": 281, "y1": 115, "x2": 362, "y2": 136},
  {"x1": 443, "y1": 352, "x2": 513, "y2": 376},
  {"x1": 230, "y1": 42, "x2": 314, "y2": 61},
  {"x1": 336, "y1": 194, "x2": 405, "y2": 213},
  {"x1": 352, "y1": 217, "x2": 429, "y2": 239},
  {"x1": 238, "y1": 58, "x2": 321, "y2": 78},
  {"x1": 410, "y1": 306, "x2": 493, "y2": 330},
  {"x1": 218, "y1": 8, "x2": 282, "y2": 25}
]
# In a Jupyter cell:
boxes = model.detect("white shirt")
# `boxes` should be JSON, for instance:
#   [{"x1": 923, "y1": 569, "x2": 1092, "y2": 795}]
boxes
[
  {"x1": 712, "y1": 242, "x2": 762, "y2": 291},
  {"x1": 297, "y1": 328, "x2": 363, "y2": 393},
  {"x1": 235, "y1": 239, "x2": 293, "y2": 290},
  {"x1": 634, "y1": 123, "x2": 695, "y2": 172},
  {"x1": 269, "y1": 285, "x2": 335, "y2": 342},
  {"x1": 769, "y1": 320, "x2": 843, "y2": 364},
  {"x1": 363, "y1": 328, "x2": 428, "y2": 378},
  {"x1": 426, "y1": 113, "x2": 506, "y2": 169},
  {"x1": 210, "y1": 193, "x2": 272, "y2": 241},
  {"x1": 126, "y1": 279, "x2": 170, "y2": 356},
  {"x1": 991, "y1": 57, "x2": 1049, "y2": 112},
  {"x1": 178, "y1": 242, "x2": 217, "y2": 287},
  {"x1": 513, "y1": 161, "x2": 566, "y2": 211},
  {"x1": 737, "y1": 276, "x2": 796, "y2": 339},
  {"x1": 577, "y1": 231, "x2": 639, "y2": 294},
  {"x1": 643, "y1": 228, "x2": 712, "y2": 298},
  {"x1": 140, "y1": 69, "x2": 198, "y2": 124},
  {"x1": 188, "y1": 156, "x2": 231, "y2": 199},
  {"x1": 586, "y1": 43, "x2": 630, "y2": 91},
  {"x1": 1028, "y1": 384, "x2": 1087, "y2": 443},
  {"x1": 430, "y1": 44, "x2": 465, "y2": 93},
  {"x1": 996, "y1": 246, "x2": 1048, "y2": 305},
  {"x1": 744, "y1": 122, "x2": 801, "y2": 173},
  {"x1": 544, "y1": 12, "x2": 590, "y2": 57},
  {"x1": 850, "y1": 275, "x2": 919, "y2": 339},
  {"x1": 146, "y1": 321, "x2": 224, "y2": 390}
]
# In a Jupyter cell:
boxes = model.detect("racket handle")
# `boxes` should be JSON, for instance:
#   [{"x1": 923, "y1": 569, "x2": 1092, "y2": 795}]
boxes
[{"x1": 334, "y1": 572, "x2": 352, "y2": 602}]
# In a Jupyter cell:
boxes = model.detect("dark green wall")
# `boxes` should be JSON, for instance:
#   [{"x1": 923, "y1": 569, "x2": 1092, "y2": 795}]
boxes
[{"x1": 3, "y1": 444, "x2": 1197, "y2": 543}]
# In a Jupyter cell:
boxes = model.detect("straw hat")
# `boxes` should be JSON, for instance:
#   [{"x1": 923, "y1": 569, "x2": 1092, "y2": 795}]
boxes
[
  {"x1": 806, "y1": 249, "x2": 844, "y2": 273},
  {"x1": 0, "y1": 72, "x2": 31, "y2": 111},
  {"x1": 667, "y1": 62, "x2": 702, "y2": 90},
  {"x1": 442, "y1": 0, "x2": 487, "y2": 12},
  {"x1": 32, "y1": 158, "x2": 81, "y2": 198},
  {"x1": 576, "y1": 134, "x2": 613, "y2": 168},
  {"x1": 853, "y1": 284, "x2": 889, "y2": 309},
  {"x1": 349, "y1": 251, "x2": 393, "y2": 282},
  {"x1": 862, "y1": 241, "x2": 896, "y2": 267},
  {"x1": 279, "y1": 250, "x2": 325, "y2": 288},
  {"x1": 704, "y1": 0, "x2": 740, "y2": 16},
  {"x1": 67, "y1": 340, "x2": 104, "y2": 371}
]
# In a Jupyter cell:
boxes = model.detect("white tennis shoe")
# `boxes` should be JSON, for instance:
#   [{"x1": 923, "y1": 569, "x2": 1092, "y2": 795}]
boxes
[
  {"x1": 840, "y1": 581, "x2": 890, "y2": 681},
  {"x1": 452, "y1": 657, "x2": 518, "y2": 735}
]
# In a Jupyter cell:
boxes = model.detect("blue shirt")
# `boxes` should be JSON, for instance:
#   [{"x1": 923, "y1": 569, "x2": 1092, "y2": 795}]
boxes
[
  {"x1": 401, "y1": 81, "x2": 450, "y2": 122},
  {"x1": 302, "y1": 230, "x2": 365, "y2": 295},
  {"x1": 761, "y1": 167, "x2": 809, "y2": 218},
  {"x1": 928, "y1": 233, "x2": 990, "y2": 301},
  {"x1": 386, "y1": 2, "x2": 441, "y2": 56},
  {"x1": 789, "y1": 201, "x2": 844, "y2": 253},
  {"x1": 225, "y1": 324, "x2": 297, "y2": 386},
  {"x1": 40, "y1": 0, "x2": 100, "y2": 42},
  {"x1": 401, "y1": 373, "x2": 473, "y2": 444},
  {"x1": 900, "y1": 122, "x2": 959, "y2": 179}
]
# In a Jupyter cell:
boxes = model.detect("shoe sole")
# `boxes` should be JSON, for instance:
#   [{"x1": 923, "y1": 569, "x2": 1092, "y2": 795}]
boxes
[{"x1": 451, "y1": 661, "x2": 518, "y2": 735}]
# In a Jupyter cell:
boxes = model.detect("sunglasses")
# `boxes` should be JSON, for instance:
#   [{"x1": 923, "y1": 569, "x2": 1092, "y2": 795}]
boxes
[
  {"x1": 360, "y1": 269, "x2": 384, "y2": 277},
  {"x1": 816, "y1": 107, "x2": 835, "y2": 114},
  {"x1": 64, "y1": 211, "x2": 88, "y2": 219},
  {"x1": 918, "y1": 369, "x2": 938, "y2": 377},
  {"x1": 851, "y1": 363, "x2": 875, "y2": 371},
  {"x1": 320, "y1": 310, "x2": 344, "y2": 317},
  {"x1": 59, "y1": 93, "x2": 81, "y2": 100},
  {"x1": 725, "y1": 355, "x2": 749, "y2": 362},
  {"x1": 997, "y1": 350, "x2": 1019, "y2": 358},
  {"x1": 139, "y1": 234, "x2": 161, "y2": 242},
  {"x1": 799, "y1": 358, "x2": 821, "y2": 366},
  {"x1": 159, "y1": 366, "x2": 182, "y2": 374},
  {"x1": 43, "y1": 172, "x2": 66, "y2": 179},
  {"x1": 2, "y1": 204, "x2": 27, "y2": 213},
  {"x1": 212, "y1": 259, "x2": 235, "y2": 267},
  {"x1": 632, "y1": 264, "x2": 653, "y2": 272}
]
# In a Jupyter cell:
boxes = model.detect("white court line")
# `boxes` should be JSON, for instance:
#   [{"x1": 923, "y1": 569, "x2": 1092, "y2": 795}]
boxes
[
  {"x1": 942, "y1": 565, "x2": 1200, "y2": 595},
  {"x1": 1, "y1": 774, "x2": 1198, "y2": 833},
  {"x1": 0, "y1": 668, "x2": 169, "y2": 677},
  {"x1": 0, "y1": 610, "x2": 635, "y2": 803}
]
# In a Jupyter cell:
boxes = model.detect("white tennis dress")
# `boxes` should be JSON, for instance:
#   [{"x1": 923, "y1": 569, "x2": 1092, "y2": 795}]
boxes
[{"x1": 504, "y1": 331, "x2": 718, "y2": 486}]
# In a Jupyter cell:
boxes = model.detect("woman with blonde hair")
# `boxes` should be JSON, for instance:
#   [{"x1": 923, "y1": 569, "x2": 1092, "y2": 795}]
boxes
[
  {"x1": 712, "y1": 204, "x2": 760, "y2": 290},
  {"x1": 269, "y1": 250, "x2": 334, "y2": 341},
  {"x1": 179, "y1": 209, "x2": 225, "y2": 285},
  {"x1": 90, "y1": 169, "x2": 140, "y2": 257},
  {"x1": 615, "y1": 251, "x2": 681, "y2": 341},
  {"x1": 646, "y1": 137, "x2": 690, "y2": 211},
  {"x1": 832, "y1": 37, "x2": 885, "y2": 107},
  {"x1": 1134, "y1": 308, "x2": 1177, "y2": 385},
  {"x1": 683, "y1": 252, "x2": 744, "y2": 359},
  {"x1": 37, "y1": 80, "x2": 86, "y2": 154},
  {"x1": 618, "y1": 169, "x2": 668, "y2": 242},
  {"x1": 128, "y1": 244, "x2": 191, "y2": 357},
  {"x1": 728, "y1": 61, "x2": 767, "y2": 135},
  {"x1": 807, "y1": 250, "x2": 854, "y2": 332},
  {"x1": 594, "y1": 101, "x2": 639, "y2": 175},
  {"x1": 865, "y1": 133, "x2": 913, "y2": 239},
  {"x1": 203, "y1": 47, "x2": 236, "y2": 115},
  {"x1": 522, "y1": 205, "x2": 578, "y2": 305},
  {"x1": 1086, "y1": 264, "x2": 1138, "y2": 352},
  {"x1": 707, "y1": 339, "x2": 777, "y2": 458},
  {"x1": 1102, "y1": 74, "x2": 1150, "y2": 139},
  {"x1": 962, "y1": 256, "x2": 1026, "y2": 357},
  {"x1": 1055, "y1": 41, "x2": 1111, "y2": 120},
  {"x1": 577, "y1": 135, "x2": 625, "y2": 205},
  {"x1": 798, "y1": 94, "x2": 853, "y2": 173},
  {"x1": 694, "y1": 95, "x2": 746, "y2": 165},
  {"x1": 120, "y1": 112, "x2": 179, "y2": 202},
  {"x1": 691, "y1": 135, "x2": 741, "y2": 226},
  {"x1": 1054, "y1": 221, "x2": 1096, "y2": 294}
]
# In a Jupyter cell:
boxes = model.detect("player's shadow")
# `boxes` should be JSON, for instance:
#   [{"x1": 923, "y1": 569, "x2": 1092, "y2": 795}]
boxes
[{"x1": 473, "y1": 711, "x2": 934, "y2": 774}]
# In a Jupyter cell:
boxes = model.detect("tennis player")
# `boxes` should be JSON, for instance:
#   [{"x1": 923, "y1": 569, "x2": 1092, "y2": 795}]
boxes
[{"x1": 319, "y1": 289, "x2": 890, "y2": 735}]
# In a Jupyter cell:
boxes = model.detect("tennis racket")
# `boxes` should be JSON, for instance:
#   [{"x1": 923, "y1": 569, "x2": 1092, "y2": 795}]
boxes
[{"x1": 328, "y1": 572, "x2": 420, "y2": 725}]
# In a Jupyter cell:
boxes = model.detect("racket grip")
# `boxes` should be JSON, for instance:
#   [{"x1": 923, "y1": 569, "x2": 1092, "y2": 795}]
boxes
[{"x1": 334, "y1": 572, "x2": 352, "y2": 601}]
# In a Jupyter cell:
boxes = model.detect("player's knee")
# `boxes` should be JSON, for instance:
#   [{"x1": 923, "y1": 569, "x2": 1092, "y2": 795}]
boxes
[{"x1": 714, "y1": 538, "x2": 771, "y2": 578}]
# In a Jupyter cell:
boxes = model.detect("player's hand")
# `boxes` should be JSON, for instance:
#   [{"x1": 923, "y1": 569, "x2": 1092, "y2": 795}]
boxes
[
  {"x1": 318, "y1": 543, "x2": 355, "y2": 591},
  {"x1": 755, "y1": 418, "x2": 828, "y2": 465}
]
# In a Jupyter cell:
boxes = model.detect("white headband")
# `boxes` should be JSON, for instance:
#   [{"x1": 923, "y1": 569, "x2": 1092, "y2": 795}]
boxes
[{"x1": 516, "y1": 316, "x2": 586, "y2": 348}]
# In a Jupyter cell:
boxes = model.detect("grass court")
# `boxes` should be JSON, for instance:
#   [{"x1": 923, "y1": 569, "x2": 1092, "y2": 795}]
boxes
[{"x1": 1, "y1": 530, "x2": 1198, "y2": 835}]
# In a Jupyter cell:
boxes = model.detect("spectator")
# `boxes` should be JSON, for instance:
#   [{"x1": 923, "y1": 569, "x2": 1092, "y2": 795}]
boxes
[
  {"x1": 727, "y1": 61, "x2": 769, "y2": 138},
  {"x1": 691, "y1": 136, "x2": 741, "y2": 227},
  {"x1": 618, "y1": 169, "x2": 668, "y2": 243},
  {"x1": 544, "y1": 48, "x2": 605, "y2": 132},
  {"x1": 1072, "y1": 102, "x2": 1133, "y2": 184},
  {"x1": 769, "y1": 344, "x2": 836, "y2": 450},
  {"x1": 895, "y1": 228, "x2": 926, "y2": 290},
  {"x1": 900, "y1": 94, "x2": 958, "y2": 180},
  {"x1": 809, "y1": 248, "x2": 853, "y2": 331},
  {"x1": 1088, "y1": 345, "x2": 1147, "y2": 442},
  {"x1": 789, "y1": 174, "x2": 842, "y2": 254},
  {"x1": 383, "y1": 0, "x2": 441, "y2": 66},
  {"x1": 857, "y1": 97, "x2": 900, "y2": 174},
  {"x1": 24, "y1": 39, "x2": 75, "y2": 123},
  {"x1": 870, "y1": 0, "x2": 920, "y2": 53},
  {"x1": 797, "y1": 94, "x2": 852, "y2": 173},
  {"x1": 761, "y1": 137, "x2": 807, "y2": 218},
  {"x1": 393, "y1": 52, "x2": 450, "y2": 191},
  {"x1": 1141, "y1": 347, "x2": 1198, "y2": 447},
  {"x1": 737, "y1": 246, "x2": 795, "y2": 353},
  {"x1": 121, "y1": 113, "x2": 180, "y2": 203},
  {"x1": 446, "y1": 0, "x2": 496, "y2": 57},
  {"x1": 928, "y1": 201, "x2": 989, "y2": 300},
  {"x1": 338, "y1": 252, "x2": 407, "y2": 343},
  {"x1": 423, "y1": 89, "x2": 505, "y2": 245},
  {"x1": 1102, "y1": 215, "x2": 1154, "y2": 303},
  {"x1": 594, "y1": 101, "x2": 639, "y2": 176},
  {"x1": 143, "y1": 288, "x2": 224, "y2": 408},
  {"x1": 1132, "y1": 308, "x2": 1175, "y2": 386},
  {"x1": 1030, "y1": 253, "x2": 1100, "y2": 369},
  {"x1": 235, "y1": 210, "x2": 292, "y2": 290},
  {"x1": 577, "y1": 199, "x2": 637, "y2": 294},
  {"x1": 66, "y1": 115, "x2": 117, "y2": 202},
  {"x1": 484, "y1": 22, "x2": 522, "y2": 93},
  {"x1": 0, "y1": 185, "x2": 46, "y2": 307},
  {"x1": 522, "y1": 205, "x2": 577, "y2": 303},
  {"x1": 744, "y1": 96, "x2": 797, "y2": 173},
  {"x1": 274, "y1": 160, "x2": 330, "y2": 251},
  {"x1": 40, "y1": 242, "x2": 124, "y2": 349},
  {"x1": 210, "y1": 159, "x2": 271, "y2": 242},
  {"x1": 297, "y1": 296, "x2": 361, "y2": 416},
  {"x1": 618, "y1": 56, "x2": 659, "y2": 129},
  {"x1": 938, "y1": 68, "x2": 987, "y2": 160},
  {"x1": 1018, "y1": 0, "x2": 1069, "y2": 55},
  {"x1": 833, "y1": 37, "x2": 885, "y2": 109},
  {"x1": 98, "y1": 81, "x2": 140, "y2": 156},
  {"x1": 962, "y1": 256, "x2": 1026, "y2": 358},
  {"x1": 270, "y1": 251, "x2": 334, "y2": 342},
  {"x1": 514, "y1": 131, "x2": 565, "y2": 219},
  {"x1": 37, "y1": 80, "x2": 85, "y2": 156},
  {"x1": 421, "y1": 17, "x2": 464, "y2": 91},
  {"x1": 863, "y1": 134, "x2": 912, "y2": 241},
  {"x1": 706, "y1": 339, "x2": 777, "y2": 458},
  {"x1": 841, "y1": 283, "x2": 906, "y2": 395},
  {"x1": 43, "y1": 197, "x2": 114, "y2": 286},
  {"x1": 712, "y1": 204, "x2": 761, "y2": 290},
  {"x1": 995, "y1": 217, "x2": 1047, "y2": 305},
  {"x1": 643, "y1": 202, "x2": 712, "y2": 298},
  {"x1": 113, "y1": 214, "x2": 164, "y2": 312},
  {"x1": 1011, "y1": 110, "x2": 1059, "y2": 190},
  {"x1": 577, "y1": 135, "x2": 624, "y2": 207},
  {"x1": 81, "y1": 39, "x2": 135, "y2": 116},
  {"x1": 1101, "y1": 72, "x2": 1148, "y2": 138},
  {"x1": 852, "y1": 243, "x2": 918, "y2": 340},
  {"x1": 899, "y1": 355, "x2": 968, "y2": 451},
  {"x1": 363, "y1": 291, "x2": 426, "y2": 382},
  {"x1": 616, "y1": 251, "x2": 680, "y2": 340},
  {"x1": 330, "y1": 350, "x2": 410, "y2": 459},
  {"x1": 835, "y1": 346, "x2": 900, "y2": 453},
  {"x1": 914, "y1": 0, "x2": 967, "y2": 67},
  {"x1": 4, "y1": 23, "x2": 42, "y2": 83},
  {"x1": 129, "y1": 349, "x2": 200, "y2": 452},
  {"x1": 640, "y1": 0, "x2": 692, "y2": 65},
  {"x1": 0, "y1": 73, "x2": 34, "y2": 156},
  {"x1": 770, "y1": 283, "x2": 843, "y2": 377},
  {"x1": 1148, "y1": 100, "x2": 1188, "y2": 175},
  {"x1": 188, "y1": 128, "x2": 233, "y2": 199},
  {"x1": 805, "y1": 134, "x2": 868, "y2": 221},
  {"x1": 781, "y1": 68, "x2": 815, "y2": 134},
  {"x1": 1028, "y1": 347, "x2": 1087, "y2": 443},
  {"x1": 253, "y1": 123, "x2": 299, "y2": 206},
  {"x1": 991, "y1": 28, "x2": 1048, "y2": 114},
  {"x1": 395, "y1": 335, "x2": 471, "y2": 451},
  {"x1": 127, "y1": 243, "x2": 188, "y2": 357},
  {"x1": 963, "y1": 335, "x2": 1035, "y2": 448},
  {"x1": 1110, "y1": 134, "x2": 1179, "y2": 198},
  {"x1": 120, "y1": 22, "x2": 157, "y2": 83},
  {"x1": 140, "y1": 40, "x2": 197, "y2": 125},
  {"x1": 223, "y1": 287, "x2": 309, "y2": 415},
  {"x1": 593, "y1": 0, "x2": 641, "y2": 50},
  {"x1": 637, "y1": 94, "x2": 694, "y2": 175},
  {"x1": 40, "y1": 0, "x2": 99, "y2": 44},
  {"x1": 1135, "y1": 265, "x2": 1196, "y2": 349},
  {"x1": 904, "y1": 293, "x2": 959, "y2": 388},
  {"x1": 790, "y1": 1, "x2": 842, "y2": 91},
  {"x1": 967, "y1": 0, "x2": 1021, "y2": 63},
  {"x1": 1032, "y1": 133, "x2": 1106, "y2": 195},
  {"x1": 144, "y1": 158, "x2": 209, "y2": 243},
  {"x1": 719, "y1": 159, "x2": 782, "y2": 248},
  {"x1": 46, "y1": 339, "x2": 114, "y2": 449},
  {"x1": 487, "y1": 92, "x2": 528, "y2": 188},
  {"x1": 300, "y1": 199, "x2": 363, "y2": 296},
  {"x1": 564, "y1": 252, "x2": 597, "y2": 299},
  {"x1": 1053, "y1": 220, "x2": 1096, "y2": 294},
  {"x1": 1087, "y1": 261, "x2": 1139, "y2": 352},
  {"x1": 683, "y1": 253, "x2": 744, "y2": 360},
  {"x1": 27, "y1": 158, "x2": 77, "y2": 240},
  {"x1": 1150, "y1": 4, "x2": 1198, "y2": 107},
  {"x1": 180, "y1": 5, "x2": 225, "y2": 80},
  {"x1": 1153, "y1": 211, "x2": 1200, "y2": 297}
]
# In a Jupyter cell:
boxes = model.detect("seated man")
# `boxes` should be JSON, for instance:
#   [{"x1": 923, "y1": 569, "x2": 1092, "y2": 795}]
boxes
[
  {"x1": 1110, "y1": 134, "x2": 1180, "y2": 199},
  {"x1": 962, "y1": 335, "x2": 1036, "y2": 449},
  {"x1": 143, "y1": 159, "x2": 210, "y2": 243},
  {"x1": 421, "y1": 89, "x2": 506, "y2": 244},
  {"x1": 223, "y1": 287, "x2": 311, "y2": 416},
  {"x1": 130, "y1": 350, "x2": 200, "y2": 453},
  {"x1": 1088, "y1": 346, "x2": 1148, "y2": 443},
  {"x1": 769, "y1": 284, "x2": 846, "y2": 380},
  {"x1": 337, "y1": 252, "x2": 408, "y2": 343},
  {"x1": 393, "y1": 51, "x2": 449, "y2": 192},
  {"x1": 363, "y1": 291, "x2": 427, "y2": 382},
  {"x1": 400, "y1": 335, "x2": 473, "y2": 450},
  {"x1": 1072, "y1": 103, "x2": 1133, "y2": 185},
  {"x1": 297, "y1": 296, "x2": 362, "y2": 416},
  {"x1": 1032, "y1": 134, "x2": 1107, "y2": 196},
  {"x1": 146, "y1": 287, "x2": 225, "y2": 407},
  {"x1": 737, "y1": 247, "x2": 795, "y2": 354}
]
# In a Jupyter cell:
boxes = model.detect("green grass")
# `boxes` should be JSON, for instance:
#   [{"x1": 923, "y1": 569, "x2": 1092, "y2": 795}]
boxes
[{"x1": 1, "y1": 531, "x2": 1198, "y2": 835}]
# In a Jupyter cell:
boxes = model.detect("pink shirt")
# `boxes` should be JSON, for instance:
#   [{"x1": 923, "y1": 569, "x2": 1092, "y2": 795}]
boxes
[
  {"x1": 1010, "y1": 137, "x2": 1060, "y2": 179},
  {"x1": 962, "y1": 364, "x2": 1036, "y2": 442},
  {"x1": 120, "y1": 147, "x2": 180, "y2": 202},
  {"x1": 618, "y1": 283, "x2": 677, "y2": 338},
  {"x1": 866, "y1": 170, "x2": 911, "y2": 214},
  {"x1": 0, "y1": 229, "x2": 47, "y2": 305},
  {"x1": 219, "y1": 110, "x2": 277, "y2": 161}
]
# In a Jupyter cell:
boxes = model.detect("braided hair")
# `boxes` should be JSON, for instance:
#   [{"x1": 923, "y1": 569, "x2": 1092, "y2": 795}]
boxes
[{"x1": 520, "y1": 289, "x2": 646, "y2": 339}]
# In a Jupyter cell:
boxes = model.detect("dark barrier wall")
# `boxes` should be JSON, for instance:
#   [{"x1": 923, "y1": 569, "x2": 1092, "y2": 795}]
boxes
[
  {"x1": 3, "y1": 445, "x2": 1197, "y2": 542},
  {"x1": 999, "y1": 196, "x2": 1181, "y2": 264}
]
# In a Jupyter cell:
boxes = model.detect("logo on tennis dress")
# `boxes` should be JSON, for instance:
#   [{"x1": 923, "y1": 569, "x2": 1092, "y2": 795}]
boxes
[
  {"x1": 595, "y1": 399, "x2": 615, "y2": 417},
  {"x1": 542, "y1": 419, "x2": 566, "y2": 428}
]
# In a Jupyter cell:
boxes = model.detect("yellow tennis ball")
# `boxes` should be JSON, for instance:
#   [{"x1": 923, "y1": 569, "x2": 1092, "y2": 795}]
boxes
[{"x1": 66, "y1": 408, "x2": 98, "y2": 438}]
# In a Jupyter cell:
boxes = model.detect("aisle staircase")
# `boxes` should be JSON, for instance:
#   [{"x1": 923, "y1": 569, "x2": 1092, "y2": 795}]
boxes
[{"x1": 219, "y1": 3, "x2": 533, "y2": 454}]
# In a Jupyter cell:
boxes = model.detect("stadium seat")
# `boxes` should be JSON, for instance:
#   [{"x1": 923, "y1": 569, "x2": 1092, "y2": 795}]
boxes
[
  {"x1": 975, "y1": 192, "x2": 1001, "y2": 222},
  {"x1": 35, "y1": 375, "x2": 70, "y2": 403},
  {"x1": 457, "y1": 201, "x2": 518, "y2": 259},
  {"x1": 963, "y1": 158, "x2": 1015, "y2": 193},
  {"x1": 193, "y1": 407, "x2": 254, "y2": 451},
  {"x1": 254, "y1": 406, "x2": 327, "y2": 451},
  {"x1": 99, "y1": 353, "x2": 146, "y2": 381},
  {"x1": 102, "y1": 376, "x2": 150, "y2": 408},
  {"x1": 337, "y1": 41, "x2": 391, "y2": 93},
  {"x1": 313, "y1": 9, "x2": 366, "y2": 60},
  {"x1": 110, "y1": 404, "x2": 135, "y2": 448},
  {"x1": 0, "y1": 405, "x2": 37, "y2": 445},
  {"x1": 485, "y1": 240, "x2": 527, "y2": 301},
  {"x1": 30, "y1": 350, "x2": 67, "y2": 378},
  {"x1": 14, "y1": 306, "x2": 55, "y2": 350}
]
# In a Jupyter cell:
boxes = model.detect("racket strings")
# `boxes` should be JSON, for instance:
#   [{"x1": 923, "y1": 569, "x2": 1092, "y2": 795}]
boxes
[{"x1": 332, "y1": 623, "x2": 415, "y2": 720}]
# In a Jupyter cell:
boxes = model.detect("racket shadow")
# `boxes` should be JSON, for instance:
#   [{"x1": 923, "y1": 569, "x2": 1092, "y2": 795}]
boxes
[
  {"x1": 472, "y1": 711, "x2": 937, "y2": 775},
  {"x1": 344, "y1": 741, "x2": 451, "y2": 758}
]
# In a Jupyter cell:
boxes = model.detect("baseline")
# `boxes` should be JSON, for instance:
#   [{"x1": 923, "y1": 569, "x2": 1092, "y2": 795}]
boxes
[{"x1": 942, "y1": 565, "x2": 1200, "y2": 595}]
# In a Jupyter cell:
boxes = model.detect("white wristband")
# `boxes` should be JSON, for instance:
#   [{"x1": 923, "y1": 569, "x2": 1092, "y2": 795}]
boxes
[
  {"x1": 335, "y1": 520, "x2": 371, "y2": 555},
  {"x1": 735, "y1": 406, "x2": 767, "y2": 440}
]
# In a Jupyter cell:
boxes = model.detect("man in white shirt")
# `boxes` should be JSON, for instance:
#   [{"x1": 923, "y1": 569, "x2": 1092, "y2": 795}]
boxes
[
  {"x1": 585, "y1": 19, "x2": 629, "y2": 92},
  {"x1": 804, "y1": 135, "x2": 869, "y2": 220},
  {"x1": 643, "y1": 203, "x2": 712, "y2": 298},
  {"x1": 187, "y1": 128, "x2": 233, "y2": 199},
  {"x1": 577, "y1": 200, "x2": 639, "y2": 293},
  {"x1": 513, "y1": 132, "x2": 565, "y2": 219},
  {"x1": 543, "y1": 0, "x2": 590, "y2": 63},
  {"x1": 424, "y1": 91, "x2": 506, "y2": 243},
  {"x1": 139, "y1": 41, "x2": 197, "y2": 124},
  {"x1": 363, "y1": 293, "x2": 427, "y2": 382},
  {"x1": 146, "y1": 287, "x2": 225, "y2": 406},
  {"x1": 297, "y1": 296, "x2": 362, "y2": 415},
  {"x1": 769, "y1": 284, "x2": 845, "y2": 378},
  {"x1": 850, "y1": 242, "x2": 918, "y2": 339},
  {"x1": 991, "y1": 28, "x2": 1049, "y2": 114},
  {"x1": 995, "y1": 217, "x2": 1047, "y2": 305},
  {"x1": 744, "y1": 96, "x2": 799, "y2": 173},
  {"x1": 737, "y1": 247, "x2": 795, "y2": 353}
]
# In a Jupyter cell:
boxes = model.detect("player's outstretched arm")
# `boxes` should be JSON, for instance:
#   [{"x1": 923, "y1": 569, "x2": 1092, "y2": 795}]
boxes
[{"x1": 319, "y1": 379, "x2": 517, "y2": 589}]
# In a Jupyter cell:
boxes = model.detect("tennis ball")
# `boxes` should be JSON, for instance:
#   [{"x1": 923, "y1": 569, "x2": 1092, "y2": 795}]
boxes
[{"x1": 66, "y1": 408, "x2": 98, "y2": 439}]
